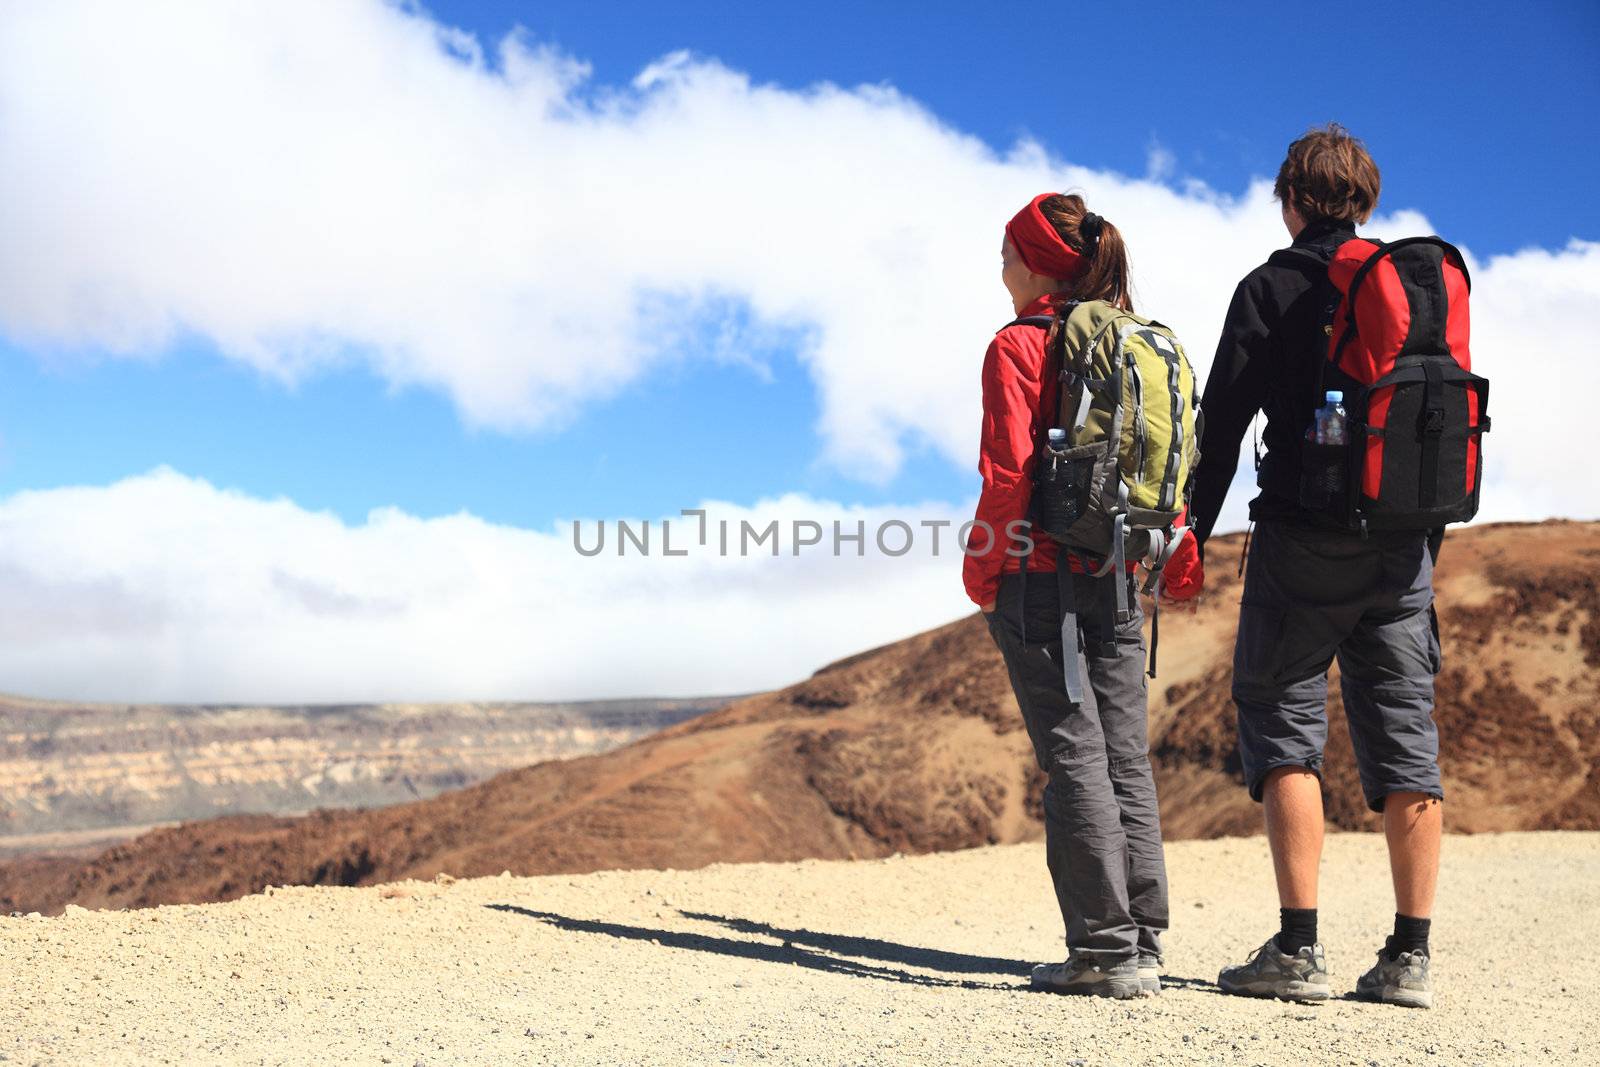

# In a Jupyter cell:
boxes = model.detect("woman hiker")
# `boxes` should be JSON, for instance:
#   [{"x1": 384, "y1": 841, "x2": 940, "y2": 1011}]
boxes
[{"x1": 962, "y1": 193, "x2": 1173, "y2": 1000}]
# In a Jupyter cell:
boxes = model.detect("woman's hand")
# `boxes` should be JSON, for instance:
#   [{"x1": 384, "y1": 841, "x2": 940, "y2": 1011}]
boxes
[
  {"x1": 980, "y1": 601, "x2": 996, "y2": 614},
  {"x1": 1160, "y1": 532, "x2": 1204, "y2": 605}
]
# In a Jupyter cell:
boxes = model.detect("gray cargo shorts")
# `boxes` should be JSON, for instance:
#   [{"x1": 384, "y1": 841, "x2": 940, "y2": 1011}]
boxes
[{"x1": 1232, "y1": 520, "x2": 1444, "y2": 812}]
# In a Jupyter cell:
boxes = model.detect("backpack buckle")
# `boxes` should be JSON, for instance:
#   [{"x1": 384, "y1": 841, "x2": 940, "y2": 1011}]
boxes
[{"x1": 1423, "y1": 408, "x2": 1446, "y2": 434}]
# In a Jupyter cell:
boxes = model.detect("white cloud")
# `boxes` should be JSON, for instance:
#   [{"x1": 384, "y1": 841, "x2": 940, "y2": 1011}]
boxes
[
  {"x1": 0, "y1": 2, "x2": 1594, "y2": 702},
  {"x1": 5, "y1": 0, "x2": 1588, "y2": 500},
  {"x1": 1456, "y1": 239, "x2": 1600, "y2": 523},
  {"x1": 0, "y1": 469, "x2": 978, "y2": 702}
]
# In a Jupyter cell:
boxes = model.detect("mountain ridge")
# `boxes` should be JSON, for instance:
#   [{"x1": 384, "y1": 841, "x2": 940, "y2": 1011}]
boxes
[{"x1": 3, "y1": 520, "x2": 1595, "y2": 915}]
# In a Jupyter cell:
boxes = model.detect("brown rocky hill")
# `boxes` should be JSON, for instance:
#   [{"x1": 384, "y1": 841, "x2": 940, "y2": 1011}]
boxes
[{"x1": 3, "y1": 521, "x2": 1595, "y2": 915}]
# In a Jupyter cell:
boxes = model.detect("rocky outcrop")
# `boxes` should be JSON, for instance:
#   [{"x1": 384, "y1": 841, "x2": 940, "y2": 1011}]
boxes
[{"x1": 0, "y1": 697, "x2": 722, "y2": 853}]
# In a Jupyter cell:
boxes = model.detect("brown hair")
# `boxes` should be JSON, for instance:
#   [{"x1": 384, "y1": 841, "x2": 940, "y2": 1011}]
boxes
[
  {"x1": 1273, "y1": 123, "x2": 1381, "y2": 225},
  {"x1": 1038, "y1": 193, "x2": 1133, "y2": 312}
]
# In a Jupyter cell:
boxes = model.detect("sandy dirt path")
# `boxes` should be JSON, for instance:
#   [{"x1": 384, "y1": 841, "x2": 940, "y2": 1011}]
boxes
[{"x1": 3, "y1": 832, "x2": 1594, "y2": 1066}]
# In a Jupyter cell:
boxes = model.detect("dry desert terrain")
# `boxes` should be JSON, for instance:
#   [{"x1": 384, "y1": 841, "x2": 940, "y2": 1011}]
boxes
[{"x1": 3, "y1": 832, "x2": 1593, "y2": 1066}]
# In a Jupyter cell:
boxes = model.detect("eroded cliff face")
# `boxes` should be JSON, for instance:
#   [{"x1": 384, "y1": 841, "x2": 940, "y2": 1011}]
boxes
[{"x1": 0, "y1": 697, "x2": 726, "y2": 855}]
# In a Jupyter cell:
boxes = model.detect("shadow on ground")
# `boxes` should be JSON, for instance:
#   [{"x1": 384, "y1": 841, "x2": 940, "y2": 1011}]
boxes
[
  {"x1": 676, "y1": 910, "x2": 1030, "y2": 976},
  {"x1": 485, "y1": 904, "x2": 1026, "y2": 991}
]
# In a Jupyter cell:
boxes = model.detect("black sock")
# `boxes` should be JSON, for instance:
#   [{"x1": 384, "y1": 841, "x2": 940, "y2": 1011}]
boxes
[
  {"x1": 1386, "y1": 913, "x2": 1431, "y2": 960},
  {"x1": 1275, "y1": 907, "x2": 1317, "y2": 955}
]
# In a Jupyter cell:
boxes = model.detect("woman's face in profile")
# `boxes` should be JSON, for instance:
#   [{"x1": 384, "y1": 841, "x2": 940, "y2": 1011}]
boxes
[{"x1": 1001, "y1": 236, "x2": 1034, "y2": 307}]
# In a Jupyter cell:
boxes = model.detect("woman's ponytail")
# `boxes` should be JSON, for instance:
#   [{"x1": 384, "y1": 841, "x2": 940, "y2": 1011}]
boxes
[{"x1": 1037, "y1": 194, "x2": 1133, "y2": 313}]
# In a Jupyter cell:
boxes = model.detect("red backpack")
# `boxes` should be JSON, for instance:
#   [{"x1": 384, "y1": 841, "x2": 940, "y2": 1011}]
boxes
[{"x1": 1287, "y1": 236, "x2": 1490, "y2": 533}]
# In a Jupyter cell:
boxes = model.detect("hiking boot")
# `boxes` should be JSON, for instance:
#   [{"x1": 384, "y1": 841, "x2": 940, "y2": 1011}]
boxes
[
  {"x1": 1217, "y1": 937, "x2": 1330, "y2": 1002},
  {"x1": 1355, "y1": 949, "x2": 1433, "y2": 1009},
  {"x1": 1137, "y1": 955, "x2": 1162, "y2": 996},
  {"x1": 1031, "y1": 955, "x2": 1142, "y2": 999}
]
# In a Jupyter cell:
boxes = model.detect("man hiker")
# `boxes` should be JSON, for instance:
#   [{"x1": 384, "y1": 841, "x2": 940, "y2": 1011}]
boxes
[{"x1": 1173, "y1": 124, "x2": 1475, "y2": 1009}]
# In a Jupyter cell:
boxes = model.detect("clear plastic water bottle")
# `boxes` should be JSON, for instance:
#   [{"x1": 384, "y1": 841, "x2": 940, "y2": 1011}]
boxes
[
  {"x1": 1038, "y1": 427, "x2": 1086, "y2": 532},
  {"x1": 1313, "y1": 390, "x2": 1347, "y2": 446}
]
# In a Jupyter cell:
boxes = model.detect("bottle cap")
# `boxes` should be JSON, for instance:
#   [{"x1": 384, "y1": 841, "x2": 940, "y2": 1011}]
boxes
[{"x1": 1325, "y1": 390, "x2": 1343, "y2": 403}]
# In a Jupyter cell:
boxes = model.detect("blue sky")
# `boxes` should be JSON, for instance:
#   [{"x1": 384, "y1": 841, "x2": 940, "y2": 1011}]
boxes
[
  {"x1": 0, "y1": 1, "x2": 1597, "y2": 701},
  {"x1": 454, "y1": 0, "x2": 1598, "y2": 256},
  {"x1": 3, "y1": 0, "x2": 1595, "y2": 529}
]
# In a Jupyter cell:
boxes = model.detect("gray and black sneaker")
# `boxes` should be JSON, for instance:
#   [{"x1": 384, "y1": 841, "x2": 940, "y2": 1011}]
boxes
[
  {"x1": 1217, "y1": 937, "x2": 1331, "y2": 1002},
  {"x1": 1031, "y1": 954, "x2": 1143, "y2": 999},
  {"x1": 1355, "y1": 949, "x2": 1433, "y2": 1009},
  {"x1": 1137, "y1": 955, "x2": 1162, "y2": 996}
]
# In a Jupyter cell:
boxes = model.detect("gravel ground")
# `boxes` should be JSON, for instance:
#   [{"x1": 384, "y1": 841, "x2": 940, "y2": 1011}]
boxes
[{"x1": 2, "y1": 832, "x2": 1594, "y2": 1066}]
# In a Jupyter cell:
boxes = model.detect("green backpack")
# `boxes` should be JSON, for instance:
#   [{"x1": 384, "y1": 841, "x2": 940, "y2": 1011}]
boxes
[{"x1": 1014, "y1": 300, "x2": 1203, "y2": 683}]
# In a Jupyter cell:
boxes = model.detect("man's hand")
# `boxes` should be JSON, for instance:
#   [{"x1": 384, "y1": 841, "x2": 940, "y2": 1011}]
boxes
[
  {"x1": 980, "y1": 601, "x2": 996, "y2": 614},
  {"x1": 1160, "y1": 532, "x2": 1204, "y2": 605}
]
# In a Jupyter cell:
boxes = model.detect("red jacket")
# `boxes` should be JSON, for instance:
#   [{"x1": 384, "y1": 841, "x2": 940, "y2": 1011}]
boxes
[{"x1": 963, "y1": 294, "x2": 1128, "y2": 607}]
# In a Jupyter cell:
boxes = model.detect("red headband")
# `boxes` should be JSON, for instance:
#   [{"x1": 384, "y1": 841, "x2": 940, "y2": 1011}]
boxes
[{"x1": 1005, "y1": 193, "x2": 1085, "y2": 282}]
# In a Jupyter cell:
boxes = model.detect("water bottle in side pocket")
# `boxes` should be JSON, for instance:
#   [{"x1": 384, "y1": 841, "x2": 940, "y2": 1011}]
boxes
[
  {"x1": 1036, "y1": 428, "x2": 1094, "y2": 535},
  {"x1": 1299, "y1": 390, "x2": 1349, "y2": 510}
]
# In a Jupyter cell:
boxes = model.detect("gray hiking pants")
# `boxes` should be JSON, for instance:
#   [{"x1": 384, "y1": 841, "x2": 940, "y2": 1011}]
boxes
[
  {"x1": 986, "y1": 566, "x2": 1169, "y2": 962},
  {"x1": 1233, "y1": 520, "x2": 1444, "y2": 812}
]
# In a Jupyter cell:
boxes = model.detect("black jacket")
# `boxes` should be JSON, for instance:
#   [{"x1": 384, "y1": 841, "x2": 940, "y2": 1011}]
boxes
[{"x1": 1188, "y1": 218, "x2": 1357, "y2": 551}]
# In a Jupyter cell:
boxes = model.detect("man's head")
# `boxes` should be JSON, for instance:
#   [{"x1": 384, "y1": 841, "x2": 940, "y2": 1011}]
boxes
[{"x1": 1274, "y1": 124, "x2": 1381, "y2": 238}]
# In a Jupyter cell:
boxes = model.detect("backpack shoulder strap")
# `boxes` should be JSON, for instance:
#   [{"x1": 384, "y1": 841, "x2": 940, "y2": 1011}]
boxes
[
  {"x1": 1268, "y1": 246, "x2": 1332, "y2": 272},
  {"x1": 1341, "y1": 235, "x2": 1471, "y2": 308},
  {"x1": 1278, "y1": 236, "x2": 1367, "y2": 333},
  {"x1": 1003, "y1": 313, "x2": 1063, "y2": 432},
  {"x1": 1269, "y1": 229, "x2": 1369, "y2": 273},
  {"x1": 997, "y1": 313, "x2": 1064, "y2": 487},
  {"x1": 1258, "y1": 239, "x2": 1354, "y2": 484}
]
